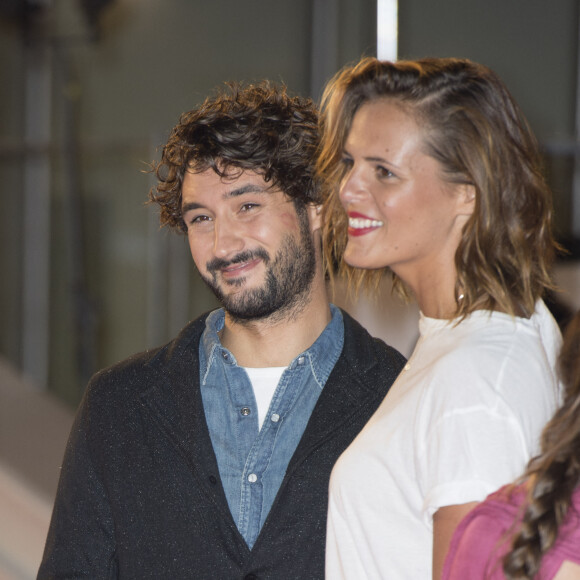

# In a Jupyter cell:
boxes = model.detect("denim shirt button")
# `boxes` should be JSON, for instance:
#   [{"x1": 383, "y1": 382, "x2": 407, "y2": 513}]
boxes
[
  {"x1": 297, "y1": 355, "x2": 305, "y2": 365},
  {"x1": 270, "y1": 413, "x2": 280, "y2": 423},
  {"x1": 248, "y1": 473, "x2": 258, "y2": 483},
  {"x1": 240, "y1": 406, "x2": 251, "y2": 416},
  {"x1": 221, "y1": 351, "x2": 229, "y2": 361}
]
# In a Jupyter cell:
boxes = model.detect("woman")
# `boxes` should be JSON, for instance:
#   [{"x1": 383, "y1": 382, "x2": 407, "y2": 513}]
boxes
[
  {"x1": 317, "y1": 57, "x2": 563, "y2": 579},
  {"x1": 443, "y1": 310, "x2": 580, "y2": 580}
]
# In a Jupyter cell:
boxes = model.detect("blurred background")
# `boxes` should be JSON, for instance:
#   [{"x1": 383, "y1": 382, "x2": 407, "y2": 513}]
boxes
[{"x1": 0, "y1": 0, "x2": 579, "y2": 577}]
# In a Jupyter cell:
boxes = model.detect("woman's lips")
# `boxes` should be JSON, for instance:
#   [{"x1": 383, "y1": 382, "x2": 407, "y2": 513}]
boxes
[{"x1": 347, "y1": 212, "x2": 384, "y2": 237}]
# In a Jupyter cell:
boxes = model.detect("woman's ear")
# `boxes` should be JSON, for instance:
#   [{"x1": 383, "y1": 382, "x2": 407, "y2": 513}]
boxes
[
  {"x1": 308, "y1": 203, "x2": 324, "y2": 231},
  {"x1": 456, "y1": 184, "x2": 476, "y2": 217}
]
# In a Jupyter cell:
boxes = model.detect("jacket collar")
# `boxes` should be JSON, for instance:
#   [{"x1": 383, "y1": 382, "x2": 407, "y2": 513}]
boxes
[
  {"x1": 138, "y1": 314, "x2": 245, "y2": 545},
  {"x1": 135, "y1": 308, "x2": 402, "y2": 552},
  {"x1": 285, "y1": 309, "x2": 396, "y2": 473},
  {"x1": 138, "y1": 309, "x2": 392, "y2": 471}
]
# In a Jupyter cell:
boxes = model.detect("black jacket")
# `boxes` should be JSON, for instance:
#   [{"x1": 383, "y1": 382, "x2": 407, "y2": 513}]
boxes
[{"x1": 38, "y1": 309, "x2": 405, "y2": 579}]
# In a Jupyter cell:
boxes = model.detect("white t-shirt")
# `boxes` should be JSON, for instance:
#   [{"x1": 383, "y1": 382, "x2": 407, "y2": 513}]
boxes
[
  {"x1": 244, "y1": 366, "x2": 286, "y2": 429},
  {"x1": 326, "y1": 300, "x2": 562, "y2": 579}
]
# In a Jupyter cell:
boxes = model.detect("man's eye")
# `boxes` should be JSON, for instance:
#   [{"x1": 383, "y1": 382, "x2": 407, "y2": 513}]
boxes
[
  {"x1": 189, "y1": 215, "x2": 211, "y2": 224},
  {"x1": 240, "y1": 203, "x2": 259, "y2": 212}
]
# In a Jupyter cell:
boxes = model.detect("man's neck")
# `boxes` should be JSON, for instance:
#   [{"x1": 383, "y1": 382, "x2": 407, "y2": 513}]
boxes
[{"x1": 219, "y1": 291, "x2": 332, "y2": 368}]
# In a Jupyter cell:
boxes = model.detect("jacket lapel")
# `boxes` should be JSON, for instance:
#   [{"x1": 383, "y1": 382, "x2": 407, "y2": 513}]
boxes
[
  {"x1": 138, "y1": 316, "x2": 240, "y2": 530},
  {"x1": 285, "y1": 310, "x2": 393, "y2": 474}
]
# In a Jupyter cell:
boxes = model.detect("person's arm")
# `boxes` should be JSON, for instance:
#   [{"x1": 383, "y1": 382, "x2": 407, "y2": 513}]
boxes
[
  {"x1": 432, "y1": 501, "x2": 478, "y2": 580},
  {"x1": 37, "y1": 390, "x2": 117, "y2": 578},
  {"x1": 554, "y1": 562, "x2": 580, "y2": 580}
]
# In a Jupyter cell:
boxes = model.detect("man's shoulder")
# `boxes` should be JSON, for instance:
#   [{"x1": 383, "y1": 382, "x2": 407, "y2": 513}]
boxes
[
  {"x1": 86, "y1": 312, "x2": 210, "y2": 396},
  {"x1": 340, "y1": 308, "x2": 407, "y2": 370}
]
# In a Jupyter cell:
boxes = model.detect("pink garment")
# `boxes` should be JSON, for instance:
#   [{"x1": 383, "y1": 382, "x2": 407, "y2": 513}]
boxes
[{"x1": 443, "y1": 484, "x2": 580, "y2": 579}]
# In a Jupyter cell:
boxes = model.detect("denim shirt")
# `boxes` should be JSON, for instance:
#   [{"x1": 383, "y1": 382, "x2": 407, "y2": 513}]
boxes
[{"x1": 199, "y1": 305, "x2": 344, "y2": 549}]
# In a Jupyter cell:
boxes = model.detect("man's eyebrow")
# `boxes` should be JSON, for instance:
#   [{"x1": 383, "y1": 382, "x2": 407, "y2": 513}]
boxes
[
  {"x1": 181, "y1": 184, "x2": 270, "y2": 214},
  {"x1": 182, "y1": 201, "x2": 203, "y2": 214},
  {"x1": 226, "y1": 184, "x2": 270, "y2": 198}
]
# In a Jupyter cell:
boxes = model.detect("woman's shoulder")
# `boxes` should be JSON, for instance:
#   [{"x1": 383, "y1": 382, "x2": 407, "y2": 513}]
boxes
[{"x1": 422, "y1": 306, "x2": 558, "y2": 379}]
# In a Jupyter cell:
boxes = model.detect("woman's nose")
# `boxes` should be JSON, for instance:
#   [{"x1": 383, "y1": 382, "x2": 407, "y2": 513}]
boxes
[{"x1": 339, "y1": 167, "x2": 369, "y2": 205}]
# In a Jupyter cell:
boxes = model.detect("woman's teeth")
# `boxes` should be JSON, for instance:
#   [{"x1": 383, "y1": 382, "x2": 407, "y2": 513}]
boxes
[{"x1": 349, "y1": 217, "x2": 384, "y2": 229}]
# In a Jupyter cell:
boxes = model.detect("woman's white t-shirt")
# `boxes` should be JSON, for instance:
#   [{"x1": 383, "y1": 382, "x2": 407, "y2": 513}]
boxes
[{"x1": 325, "y1": 301, "x2": 562, "y2": 579}]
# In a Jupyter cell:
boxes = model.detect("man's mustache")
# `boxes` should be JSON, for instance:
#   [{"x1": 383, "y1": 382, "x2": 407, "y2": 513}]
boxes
[{"x1": 206, "y1": 248, "x2": 270, "y2": 274}]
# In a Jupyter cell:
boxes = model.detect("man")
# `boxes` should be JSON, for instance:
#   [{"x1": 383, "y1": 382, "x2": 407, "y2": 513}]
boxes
[{"x1": 38, "y1": 81, "x2": 405, "y2": 579}]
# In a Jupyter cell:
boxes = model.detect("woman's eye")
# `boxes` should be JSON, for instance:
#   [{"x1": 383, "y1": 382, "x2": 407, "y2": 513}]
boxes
[
  {"x1": 376, "y1": 165, "x2": 394, "y2": 179},
  {"x1": 340, "y1": 156, "x2": 354, "y2": 170}
]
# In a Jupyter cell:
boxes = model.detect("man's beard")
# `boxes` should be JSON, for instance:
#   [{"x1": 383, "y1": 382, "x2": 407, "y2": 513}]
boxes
[{"x1": 201, "y1": 216, "x2": 317, "y2": 323}]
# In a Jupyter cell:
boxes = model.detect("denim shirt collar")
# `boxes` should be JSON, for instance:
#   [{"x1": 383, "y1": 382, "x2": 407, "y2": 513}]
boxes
[{"x1": 200, "y1": 304, "x2": 344, "y2": 387}]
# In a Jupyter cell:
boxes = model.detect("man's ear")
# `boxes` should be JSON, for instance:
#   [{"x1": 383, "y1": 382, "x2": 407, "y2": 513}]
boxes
[{"x1": 308, "y1": 203, "x2": 323, "y2": 231}]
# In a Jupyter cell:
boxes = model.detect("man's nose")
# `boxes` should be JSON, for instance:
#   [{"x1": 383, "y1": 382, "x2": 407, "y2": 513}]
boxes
[{"x1": 213, "y1": 219, "x2": 245, "y2": 258}]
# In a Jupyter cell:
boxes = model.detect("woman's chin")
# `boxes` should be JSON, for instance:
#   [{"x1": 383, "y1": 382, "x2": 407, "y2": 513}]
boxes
[{"x1": 344, "y1": 252, "x2": 384, "y2": 271}]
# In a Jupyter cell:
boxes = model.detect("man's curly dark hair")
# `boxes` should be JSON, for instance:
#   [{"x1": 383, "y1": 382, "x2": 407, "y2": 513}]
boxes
[{"x1": 149, "y1": 81, "x2": 321, "y2": 232}]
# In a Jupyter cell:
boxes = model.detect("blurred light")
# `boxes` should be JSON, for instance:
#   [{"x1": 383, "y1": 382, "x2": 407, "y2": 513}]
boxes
[{"x1": 377, "y1": 0, "x2": 398, "y2": 61}]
